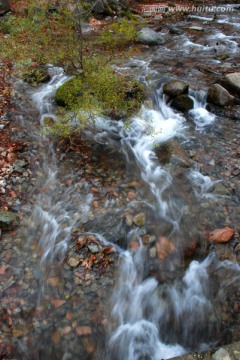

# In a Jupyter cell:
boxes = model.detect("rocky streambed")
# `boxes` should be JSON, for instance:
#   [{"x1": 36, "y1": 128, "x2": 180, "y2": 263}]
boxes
[{"x1": 0, "y1": 2, "x2": 240, "y2": 360}]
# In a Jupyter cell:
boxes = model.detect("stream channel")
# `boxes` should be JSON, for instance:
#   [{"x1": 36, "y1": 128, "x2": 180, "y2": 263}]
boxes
[{"x1": 1, "y1": 3, "x2": 240, "y2": 360}]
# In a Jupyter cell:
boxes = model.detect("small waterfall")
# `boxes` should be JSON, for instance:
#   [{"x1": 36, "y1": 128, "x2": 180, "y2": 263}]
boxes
[
  {"x1": 188, "y1": 169, "x2": 220, "y2": 198},
  {"x1": 120, "y1": 90, "x2": 186, "y2": 223},
  {"x1": 189, "y1": 89, "x2": 216, "y2": 131},
  {"x1": 22, "y1": 67, "x2": 90, "y2": 291}
]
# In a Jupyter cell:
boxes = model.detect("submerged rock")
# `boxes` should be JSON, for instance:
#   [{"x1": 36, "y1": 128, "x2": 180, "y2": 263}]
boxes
[
  {"x1": 171, "y1": 94, "x2": 193, "y2": 112},
  {"x1": 133, "y1": 212, "x2": 146, "y2": 227},
  {"x1": 169, "y1": 26, "x2": 184, "y2": 35},
  {"x1": 137, "y1": 28, "x2": 167, "y2": 46},
  {"x1": 156, "y1": 236, "x2": 176, "y2": 260},
  {"x1": 163, "y1": 80, "x2": 189, "y2": 98},
  {"x1": 207, "y1": 84, "x2": 234, "y2": 107},
  {"x1": 0, "y1": 210, "x2": 19, "y2": 229}
]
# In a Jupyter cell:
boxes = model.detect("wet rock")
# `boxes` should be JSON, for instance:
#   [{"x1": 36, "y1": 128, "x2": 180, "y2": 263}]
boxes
[
  {"x1": 125, "y1": 213, "x2": 133, "y2": 226},
  {"x1": 42, "y1": 116, "x2": 55, "y2": 127},
  {"x1": 210, "y1": 183, "x2": 231, "y2": 196},
  {"x1": 76, "y1": 326, "x2": 92, "y2": 336},
  {"x1": 163, "y1": 80, "x2": 189, "y2": 98},
  {"x1": 50, "y1": 299, "x2": 66, "y2": 308},
  {"x1": 133, "y1": 212, "x2": 146, "y2": 227},
  {"x1": 67, "y1": 256, "x2": 81, "y2": 268},
  {"x1": 0, "y1": 210, "x2": 18, "y2": 229},
  {"x1": 87, "y1": 243, "x2": 100, "y2": 253},
  {"x1": 207, "y1": 84, "x2": 234, "y2": 107},
  {"x1": 171, "y1": 95, "x2": 194, "y2": 112},
  {"x1": 212, "y1": 348, "x2": 231, "y2": 360},
  {"x1": 208, "y1": 227, "x2": 235, "y2": 243},
  {"x1": 189, "y1": 26, "x2": 204, "y2": 31},
  {"x1": 137, "y1": 28, "x2": 167, "y2": 46},
  {"x1": 169, "y1": 26, "x2": 184, "y2": 35},
  {"x1": 127, "y1": 190, "x2": 137, "y2": 200},
  {"x1": 214, "y1": 244, "x2": 237, "y2": 263},
  {"x1": 215, "y1": 53, "x2": 230, "y2": 61},
  {"x1": 149, "y1": 246, "x2": 156, "y2": 258},
  {"x1": 155, "y1": 143, "x2": 172, "y2": 164},
  {"x1": 222, "y1": 72, "x2": 240, "y2": 97},
  {"x1": 156, "y1": 236, "x2": 176, "y2": 260}
]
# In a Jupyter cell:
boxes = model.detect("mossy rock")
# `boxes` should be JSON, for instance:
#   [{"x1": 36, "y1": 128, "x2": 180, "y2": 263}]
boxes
[
  {"x1": 55, "y1": 77, "x2": 86, "y2": 107},
  {"x1": 55, "y1": 74, "x2": 145, "y2": 119},
  {"x1": 23, "y1": 68, "x2": 50, "y2": 85},
  {"x1": 0, "y1": 210, "x2": 19, "y2": 229}
]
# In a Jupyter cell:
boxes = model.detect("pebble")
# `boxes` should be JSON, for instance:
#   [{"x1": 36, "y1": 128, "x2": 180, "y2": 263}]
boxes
[
  {"x1": 76, "y1": 326, "x2": 92, "y2": 336},
  {"x1": 87, "y1": 243, "x2": 100, "y2": 254},
  {"x1": 67, "y1": 257, "x2": 81, "y2": 268}
]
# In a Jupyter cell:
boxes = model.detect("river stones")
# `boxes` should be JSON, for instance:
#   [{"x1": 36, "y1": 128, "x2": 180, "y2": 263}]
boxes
[
  {"x1": 207, "y1": 84, "x2": 234, "y2": 107},
  {"x1": 221, "y1": 72, "x2": 240, "y2": 97},
  {"x1": 163, "y1": 80, "x2": 189, "y2": 98},
  {"x1": 137, "y1": 28, "x2": 167, "y2": 46}
]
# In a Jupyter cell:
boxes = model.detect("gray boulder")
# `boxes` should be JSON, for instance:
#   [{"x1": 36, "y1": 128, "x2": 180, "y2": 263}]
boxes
[
  {"x1": 207, "y1": 84, "x2": 234, "y2": 106},
  {"x1": 171, "y1": 95, "x2": 193, "y2": 112},
  {"x1": 137, "y1": 28, "x2": 167, "y2": 46},
  {"x1": 163, "y1": 80, "x2": 189, "y2": 98},
  {"x1": 222, "y1": 72, "x2": 240, "y2": 97}
]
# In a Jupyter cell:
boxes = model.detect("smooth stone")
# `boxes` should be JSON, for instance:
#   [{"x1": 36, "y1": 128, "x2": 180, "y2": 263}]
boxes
[
  {"x1": 207, "y1": 84, "x2": 234, "y2": 107},
  {"x1": 212, "y1": 348, "x2": 231, "y2": 360},
  {"x1": 222, "y1": 72, "x2": 240, "y2": 96},
  {"x1": 163, "y1": 79, "x2": 189, "y2": 98},
  {"x1": 137, "y1": 28, "x2": 167, "y2": 46}
]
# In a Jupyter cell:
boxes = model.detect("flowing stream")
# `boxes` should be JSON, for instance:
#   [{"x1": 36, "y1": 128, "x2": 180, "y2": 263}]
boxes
[{"x1": 1, "y1": 4, "x2": 240, "y2": 360}]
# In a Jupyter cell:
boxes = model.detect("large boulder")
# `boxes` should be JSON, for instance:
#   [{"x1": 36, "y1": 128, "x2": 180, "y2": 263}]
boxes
[
  {"x1": 171, "y1": 94, "x2": 193, "y2": 112},
  {"x1": 207, "y1": 84, "x2": 234, "y2": 107},
  {"x1": 0, "y1": 0, "x2": 10, "y2": 15},
  {"x1": 222, "y1": 72, "x2": 240, "y2": 97},
  {"x1": 163, "y1": 80, "x2": 189, "y2": 98},
  {"x1": 137, "y1": 28, "x2": 167, "y2": 46}
]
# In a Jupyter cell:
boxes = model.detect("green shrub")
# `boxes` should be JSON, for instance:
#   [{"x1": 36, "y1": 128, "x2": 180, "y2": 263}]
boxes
[{"x1": 55, "y1": 60, "x2": 145, "y2": 123}]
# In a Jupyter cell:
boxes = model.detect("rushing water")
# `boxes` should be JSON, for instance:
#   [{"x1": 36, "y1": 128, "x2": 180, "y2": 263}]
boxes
[{"x1": 1, "y1": 4, "x2": 240, "y2": 360}]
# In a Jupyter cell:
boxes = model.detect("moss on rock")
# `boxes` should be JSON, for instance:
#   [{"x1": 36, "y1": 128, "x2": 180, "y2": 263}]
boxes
[
  {"x1": 23, "y1": 67, "x2": 50, "y2": 85},
  {"x1": 55, "y1": 70, "x2": 145, "y2": 120}
]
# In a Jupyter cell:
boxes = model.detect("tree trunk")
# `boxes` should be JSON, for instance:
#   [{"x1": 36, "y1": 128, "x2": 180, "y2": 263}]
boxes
[{"x1": 0, "y1": 0, "x2": 11, "y2": 15}]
